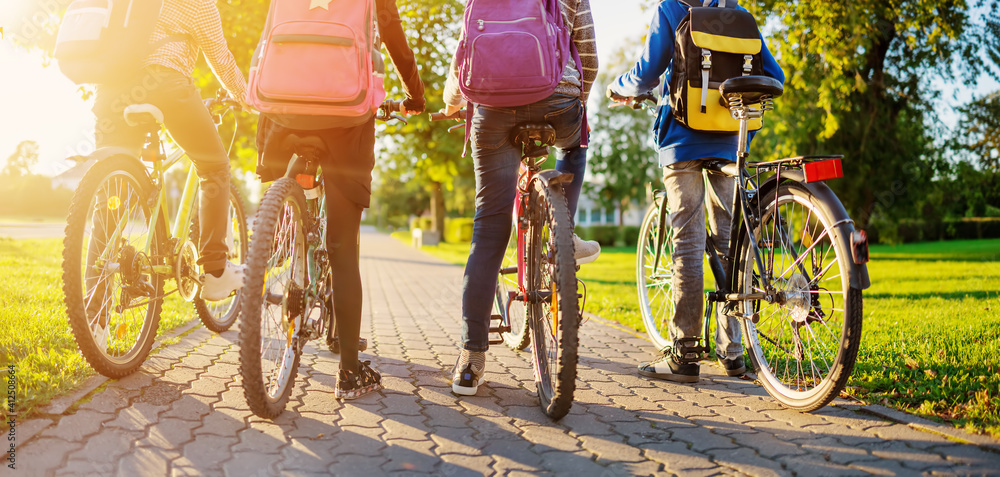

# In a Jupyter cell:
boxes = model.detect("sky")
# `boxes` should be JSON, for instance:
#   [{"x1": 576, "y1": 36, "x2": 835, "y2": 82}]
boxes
[{"x1": 0, "y1": 1, "x2": 997, "y2": 176}]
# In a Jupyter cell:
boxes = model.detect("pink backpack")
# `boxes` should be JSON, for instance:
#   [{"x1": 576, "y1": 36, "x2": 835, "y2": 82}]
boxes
[{"x1": 248, "y1": 0, "x2": 386, "y2": 129}]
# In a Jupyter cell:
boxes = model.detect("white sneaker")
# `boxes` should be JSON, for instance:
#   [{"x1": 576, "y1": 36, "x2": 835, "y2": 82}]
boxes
[
  {"x1": 573, "y1": 234, "x2": 601, "y2": 265},
  {"x1": 201, "y1": 262, "x2": 245, "y2": 301}
]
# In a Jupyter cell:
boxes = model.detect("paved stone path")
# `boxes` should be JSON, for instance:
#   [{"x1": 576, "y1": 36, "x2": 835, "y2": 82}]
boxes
[{"x1": 10, "y1": 229, "x2": 1000, "y2": 476}]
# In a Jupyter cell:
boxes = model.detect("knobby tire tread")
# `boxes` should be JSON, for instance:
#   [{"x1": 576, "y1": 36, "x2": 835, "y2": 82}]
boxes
[
  {"x1": 240, "y1": 178, "x2": 305, "y2": 418},
  {"x1": 529, "y1": 184, "x2": 579, "y2": 420}
]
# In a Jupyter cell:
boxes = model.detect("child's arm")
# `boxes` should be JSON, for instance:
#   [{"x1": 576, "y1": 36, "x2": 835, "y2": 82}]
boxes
[{"x1": 611, "y1": 4, "x2": 675, "y2": 97}]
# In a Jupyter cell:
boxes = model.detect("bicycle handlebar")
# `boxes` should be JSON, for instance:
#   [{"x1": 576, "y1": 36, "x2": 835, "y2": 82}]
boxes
[
  {"x1": 609, "y1": 92, "x2": 657, "y2": 110},
  {"x1": 429, "y1": 109, "x2": 465, "y2": 121},
  {"x1": 376, "y1": 99, "x2": 408, "y2": 124}
]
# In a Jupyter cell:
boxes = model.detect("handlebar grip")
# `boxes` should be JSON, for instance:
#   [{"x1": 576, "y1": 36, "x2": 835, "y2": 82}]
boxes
[
  {"x1": 429, "y1": 109, "x2": 465, "y2": 121},
  {"x1": 382, "y1": 100, "x2": 403, "y2": 113}
]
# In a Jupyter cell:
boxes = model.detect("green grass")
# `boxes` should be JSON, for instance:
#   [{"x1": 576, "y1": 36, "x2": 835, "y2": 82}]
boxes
[
  {"x1": 0, "y1": 238, "x2": 196, "y2": 419},
  {"x1": 397, "y1": 232, "x2": 1000, "y2": 439}
]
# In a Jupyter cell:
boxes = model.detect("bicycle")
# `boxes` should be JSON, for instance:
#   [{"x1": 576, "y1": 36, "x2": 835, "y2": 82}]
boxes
[
  {"x1": 430, "y1": 108, "x2": 582, "y2": 420},
  {"x1": 625, "y1": 76, "x2": 871, "y2": 411},
  {"x1": 62, "y1": 92, "x2": 249, "y2": 378},
  {"x1": 239, "y1": 100, "x2": 406, "y2": 418}
]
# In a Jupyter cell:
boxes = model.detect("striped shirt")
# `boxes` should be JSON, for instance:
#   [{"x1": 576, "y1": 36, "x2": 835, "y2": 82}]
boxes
[
  {"x1": 143, "y1": 0, "x2": 247, "y2": 104},
  {"x1": 444, "y1": 0, "x2": 599, "y2": 107},
  {"x1": 554, "y1": 0, "x2": 598, "y2": 101}
]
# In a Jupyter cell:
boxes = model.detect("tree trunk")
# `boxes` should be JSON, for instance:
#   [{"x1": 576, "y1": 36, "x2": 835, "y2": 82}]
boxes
[{"x1": 430, "y1": 181, "x2": 446, "y2": 241}]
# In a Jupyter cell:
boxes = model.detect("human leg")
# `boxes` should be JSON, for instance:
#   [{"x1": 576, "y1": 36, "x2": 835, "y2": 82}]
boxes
[
  {"x1": 546, "y1": 94, "x2": 600, "y2": 263},
  {"x1": 150, "y1": 68, "x2": 232, "y2": 275},
  {"x1": 637, "y1": 160, "x2": 706, "y2": 382}
]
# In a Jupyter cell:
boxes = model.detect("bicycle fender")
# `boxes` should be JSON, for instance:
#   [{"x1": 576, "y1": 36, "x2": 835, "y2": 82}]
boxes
[
  {"x1": 758, "y1": 171, "x2": 871, "y2": 290},
  {"x1": 86, "y1": 146, "x2": 142, "y2": 164},
  {"x1": 532, "y1": 170, "x2": 574, "y2": 189}
]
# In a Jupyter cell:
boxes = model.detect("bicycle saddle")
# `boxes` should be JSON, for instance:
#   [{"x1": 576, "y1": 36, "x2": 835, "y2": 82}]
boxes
[
  {"x1": 123, "y1": 104, "x2": 164, "y2": 127},
  {"x1": 511, "y1": 123, "x2": 556, "y2": 159},
  {"x1": 719, "y1": 76, "x2": 783, "y2": 107},
  {"x1": 280, "y1": 133, "x2": 328, "y2": 157}
]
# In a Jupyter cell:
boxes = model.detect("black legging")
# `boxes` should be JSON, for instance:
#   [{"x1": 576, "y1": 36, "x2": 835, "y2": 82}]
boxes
[{"x1": 323, "y1": 181, "x2": 364, "y2": 373}]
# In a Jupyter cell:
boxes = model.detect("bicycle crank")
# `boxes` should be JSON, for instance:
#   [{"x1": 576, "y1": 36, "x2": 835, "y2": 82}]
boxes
[{"x1": 174, "y1": 240, "x2": 200, "y2": 301}]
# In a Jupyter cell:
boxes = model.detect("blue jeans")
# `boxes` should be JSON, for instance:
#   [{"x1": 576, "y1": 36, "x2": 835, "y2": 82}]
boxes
[{"x1": 461, "y1": 93, "x2": 588, "y2": 351}]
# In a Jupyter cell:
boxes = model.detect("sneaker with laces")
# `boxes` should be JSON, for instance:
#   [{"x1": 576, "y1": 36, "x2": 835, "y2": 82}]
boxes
[
  {"x1": 201, "y1": 261, "x2": 244, "y2": 301},
  {"x1": 718, "y1": 355, "x2": 746, "y2": 376},
  {"x1": 335, "y1": 360, "x2": 382, "y2": 400},
  {"x1": 573, "y1": 234, "x2": 601, "y2": 265},
  {"x1": 452, "y1": 349, "x2": 486, "y2": 396},
  {"x1": 637, "y1": 353, "x2": 700, "y2": 383}
]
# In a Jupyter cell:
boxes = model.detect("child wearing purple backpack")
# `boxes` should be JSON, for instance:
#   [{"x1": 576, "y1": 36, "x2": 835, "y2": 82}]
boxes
[{"x1": 442, "y1": 0, "x2": 598, "y2": 396}]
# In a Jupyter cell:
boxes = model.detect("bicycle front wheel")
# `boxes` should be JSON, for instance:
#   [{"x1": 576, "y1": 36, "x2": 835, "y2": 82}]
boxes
[
  {"x1": 636, "y1": 198, "x2": 676, "y2": 350},
  {"x1": 498, "y1": 222, "x2": 529, "y2": 350},
  {"x1": 63, "y1": 155, "x2": 166, "y2": 378},
  {"x1": 526, "y1": 183, "x2": 579, "y2": 420},
  {"x1": 240, "y1": 178, "x2": 308, "y2": 418},
  {"x1": 193, "y1": 182, "x2": 249, "y2": 332},
  {"x1": 738, "y1": 182, "x2": 863, "y2": 411}
]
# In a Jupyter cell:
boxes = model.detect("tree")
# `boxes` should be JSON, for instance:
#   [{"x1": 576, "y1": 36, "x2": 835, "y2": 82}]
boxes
[
  {"x1": 2, "y1": 141, "x2": 40, "y2": 179},
  {"x1": 954, "y1": 91, "x2": 1000, "y2": 172},
  {"x1": 587, "y1": 39, "x2": 659, "y2": 238},
  {"x1": 375, "y1": 0, "x2": 472, "y2": 239},
  {"x1": 745, "y1": 0, "x2": 1000, "y2": 230}
]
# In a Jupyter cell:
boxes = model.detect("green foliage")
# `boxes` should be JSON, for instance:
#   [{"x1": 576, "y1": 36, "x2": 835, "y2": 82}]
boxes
[
  {"x1": 444, "y1": 217, "x2": 474, "y2": 243},
  {"x1": 745, "y1": 0, "x2": 1000, "y2": 228},
  {"x1": 588, "y1": 38, "x2": 659, "y2": 225},
  {"x1": 0, "y1": 238, "x2": 197, "y2": 419}
]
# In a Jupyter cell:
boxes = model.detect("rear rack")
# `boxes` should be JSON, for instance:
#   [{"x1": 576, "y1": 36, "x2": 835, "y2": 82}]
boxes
[{"x1": 746, "y1": 155, "x2": 844, "y2": 169}]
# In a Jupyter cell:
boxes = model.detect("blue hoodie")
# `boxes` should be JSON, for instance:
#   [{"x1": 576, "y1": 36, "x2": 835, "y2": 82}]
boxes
[{"x1": 611, "y1": 0, "x2": 785, "y2": 167}]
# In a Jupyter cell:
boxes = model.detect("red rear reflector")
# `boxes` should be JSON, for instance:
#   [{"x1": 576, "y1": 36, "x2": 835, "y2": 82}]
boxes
[
  {"x1": 803, "y1": 158, "x2": 843, "y2": 182},
  {"x1": 296, "y1": 174, "x2": 314, "y2": 188}
]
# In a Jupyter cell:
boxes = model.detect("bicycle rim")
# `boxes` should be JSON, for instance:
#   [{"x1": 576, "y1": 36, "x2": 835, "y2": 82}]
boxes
[
  {"x1": 241, "y1": 179, "x2": 307, "y2": 418},
  {"x1": 740, "y1": 183, "x2": 863, "y2": 411},
  {"x1": 499, "y1": 221, "x2": 529, "y2": 350},
  {"x1": 636, "y1": 200, "x2": 675, "y2": 350},
  {"x1": 527, "y1": 185, "x2": 579, "y2": 420},
  {"x1": 194, "y1": 183, "x2": 248, "y2": 332},
  {"x1": 63, "y1": 157, "x2": 163, "y2": 377}
]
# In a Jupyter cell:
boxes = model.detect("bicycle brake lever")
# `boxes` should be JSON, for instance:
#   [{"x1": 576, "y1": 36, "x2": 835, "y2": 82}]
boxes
[
  {"x1": 390, "y1": 113, "x2": 408, "y2": 125},
  {"x1": 448, "y1": 123, "x2": 467, "y2": 133}
]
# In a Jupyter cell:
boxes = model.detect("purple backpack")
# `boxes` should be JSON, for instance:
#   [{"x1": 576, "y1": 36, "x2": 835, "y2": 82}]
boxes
[{"x1": 455, "y1": 0, "x2": 577, "y2": 107}]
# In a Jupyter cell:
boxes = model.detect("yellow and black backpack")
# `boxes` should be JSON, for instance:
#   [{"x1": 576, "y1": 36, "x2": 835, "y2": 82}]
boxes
[{"x1": 669, "y1": 0, "x2": 765, "y2": 132}]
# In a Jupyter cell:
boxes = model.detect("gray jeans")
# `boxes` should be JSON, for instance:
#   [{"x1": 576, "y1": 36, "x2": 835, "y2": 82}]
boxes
[{"x1": 663, "y1": 159, "x2": 742, "y2": 360}]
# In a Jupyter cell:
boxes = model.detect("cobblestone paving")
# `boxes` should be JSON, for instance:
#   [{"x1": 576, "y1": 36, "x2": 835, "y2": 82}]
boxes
[{"x1": 11, "y1": 230, "x2": 1000, "y2": 476}]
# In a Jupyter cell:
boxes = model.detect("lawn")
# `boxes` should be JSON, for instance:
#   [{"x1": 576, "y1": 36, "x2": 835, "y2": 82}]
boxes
[
  {"x1": 0, "y1": 237, "x2": 196, "y2": 419},
  {"x1": 394, "y1": 231, "x2": 1000, "y2": 438}
]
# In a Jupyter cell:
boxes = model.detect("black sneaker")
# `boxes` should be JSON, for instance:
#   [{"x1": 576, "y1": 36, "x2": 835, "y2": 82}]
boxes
[
  {"x1": 637, "y1": 353, "x2": 700, "y2": 383},
  {"x1": 718, "y1": 355, "x2": 746, "y2": 376},
  {"x1": 452, "y1": 350, "x2": 486, "y2": 396},
  {"x1": 335, "y1": 360, "x2": 382, "y2": 400}
]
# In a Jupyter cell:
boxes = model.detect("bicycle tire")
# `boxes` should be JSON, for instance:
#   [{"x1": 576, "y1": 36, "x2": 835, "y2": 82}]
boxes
[
  {"x1": 738, "y1": 182, "x2": 863, "y2": 411},
  {"x1": 240, "y1": 178, "x2": 308, "y2": 418},
  {"x1": 635, "y1": 199, "x2": 676, "y2": 350},
  {"x1": 526, "y1": 183, "x2": 579, "y2": 420},
  {"x1": 192, "y1": 182, "x2": 248, "y2": 332},
  {"x1": 498, "y1": 222, "x2": 529, "y2": 350},
  {"x1": 63, "y1": 155, "x2": 166, "y2": 378}
]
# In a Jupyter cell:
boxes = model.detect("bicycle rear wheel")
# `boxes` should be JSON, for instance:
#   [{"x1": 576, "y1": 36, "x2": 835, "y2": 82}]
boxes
[
  {"x1": 738, "y1": 182, "x2": 863, "y2": 411},
  {"x1": 240, "y1": 178, "x2": 308, "y2": 418},
  {"x1": 498, "y1": 222, "x2": 529, "y2": 350},
  {"x1": 636, "y1": 198, "x2": 676, "y2": 350},
  {"x1": 192, "y1": 182, "x2": 248, "y2": 332},
  {"x1": 526, "y1": 183, "x2": 579, "y2": 420},
  {"x1": 63, "y1": 155, "x2": 166, "y2": 378}
]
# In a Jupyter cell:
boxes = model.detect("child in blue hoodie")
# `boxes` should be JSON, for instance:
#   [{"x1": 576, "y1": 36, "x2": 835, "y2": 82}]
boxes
[{"x1": 608, "y1": 0, "x2": 784, "y2": 383}]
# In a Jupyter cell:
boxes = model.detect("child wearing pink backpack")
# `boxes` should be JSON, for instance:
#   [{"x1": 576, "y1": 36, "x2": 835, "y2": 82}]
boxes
[
  {"x1": 442, "y1": 0, "x2": 599, "y2": 396},
  {"x1": 252, "y1": 0, "x2": 425, "y2": 400}
]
